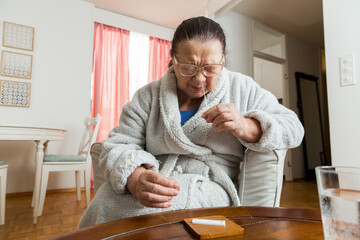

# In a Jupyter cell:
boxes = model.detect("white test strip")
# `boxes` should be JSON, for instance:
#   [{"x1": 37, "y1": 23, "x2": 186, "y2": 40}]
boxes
[{"x1": 191, "y1": 218, "x2": 226, "y2": 226}]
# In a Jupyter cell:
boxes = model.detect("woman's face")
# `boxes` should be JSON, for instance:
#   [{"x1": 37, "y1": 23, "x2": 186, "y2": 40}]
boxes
[{"x1": 173, "y1": 39, "x2": 224, "y2": 102}]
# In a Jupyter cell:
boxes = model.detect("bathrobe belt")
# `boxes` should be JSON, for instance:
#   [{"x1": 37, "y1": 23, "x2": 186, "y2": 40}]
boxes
[{"x1": 160, "y1": 154, "x2": 241, "y2": 206}]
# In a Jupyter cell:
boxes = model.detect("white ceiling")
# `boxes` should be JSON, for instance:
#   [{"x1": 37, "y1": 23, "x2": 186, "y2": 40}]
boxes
[
  {"x1": 232, "y1": 0, "x2": 324, "y2": 47},
  {"x1": 84, "y1": 0, "x2": 234, "y2": 29},
  {"x1": 83, "y1": 0, "x2": 324, "y2": 47}
]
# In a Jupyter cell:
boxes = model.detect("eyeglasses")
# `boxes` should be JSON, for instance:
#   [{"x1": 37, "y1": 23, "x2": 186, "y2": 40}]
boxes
[{"x1": 173, "y1": 56, "x2": 224, "y2": 77}]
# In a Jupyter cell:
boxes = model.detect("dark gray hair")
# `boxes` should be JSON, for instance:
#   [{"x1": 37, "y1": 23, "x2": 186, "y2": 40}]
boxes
[{"x1": 169, "y1": 16, "x2": 226, "y2": 66}]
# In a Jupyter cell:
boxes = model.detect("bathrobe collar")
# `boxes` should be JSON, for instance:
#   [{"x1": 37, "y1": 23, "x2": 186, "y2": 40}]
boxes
[{"x1": 159, "y1": 67, "x2": 229, "y2": 154}]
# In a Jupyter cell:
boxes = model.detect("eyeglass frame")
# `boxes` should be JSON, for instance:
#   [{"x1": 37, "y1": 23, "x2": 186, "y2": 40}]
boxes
[{"x1": 172, "y1": 55, "x2": 225, "y2": 77}]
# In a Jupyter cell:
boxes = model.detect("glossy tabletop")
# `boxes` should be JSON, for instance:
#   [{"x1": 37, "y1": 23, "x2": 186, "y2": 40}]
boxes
[
  {"x1": 53, "y1": 206, "x2": 324, "y2": 240},
  {"x1": 0, "y1": 125, "x2": 66, "y2": 224},
  {"x1": 0, "y1": 125, "x2": 65, "y2": 141}
]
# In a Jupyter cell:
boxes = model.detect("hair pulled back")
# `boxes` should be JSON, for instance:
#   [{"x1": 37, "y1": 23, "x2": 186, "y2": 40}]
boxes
[{"x1": 170, "y1": 16, "x2": 226, "y2": 59}]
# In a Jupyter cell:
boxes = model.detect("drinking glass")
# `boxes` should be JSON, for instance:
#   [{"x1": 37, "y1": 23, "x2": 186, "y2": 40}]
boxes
[{"x1": 315, "y1": 166, "x2": 360, "y2": 240}]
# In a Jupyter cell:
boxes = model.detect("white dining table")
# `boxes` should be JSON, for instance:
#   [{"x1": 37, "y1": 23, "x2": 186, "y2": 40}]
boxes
[{"x1": 0, "y1": 125, "x2": 66, "y2": 224}]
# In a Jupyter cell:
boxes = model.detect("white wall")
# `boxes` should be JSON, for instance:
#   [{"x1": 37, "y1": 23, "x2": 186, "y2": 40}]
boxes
[
  {"x1": 323, "y1": 0, "x2": 360, "y2": 167},
  {"x1": 0, "y1": 0, "x2": 94, "y2": 193},
  {"x1": 215, "y1": 10, "x2": 253, "y2": 76}
]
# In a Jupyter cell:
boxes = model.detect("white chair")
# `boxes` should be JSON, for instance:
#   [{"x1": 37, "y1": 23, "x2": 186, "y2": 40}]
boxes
[
  {"x1": 0, "y1": 161, "x2": 8, "y2": 225},
  {"x1": 34, "y1": 114, "x2": 101, "y2": 216},
  {"x1": 239, "y1": 149, "x2": 287, "y2": 207},
  {"x1": 90, "y1": 142, "x2": 287, "y2": 207},
  {"x1": 90, "y1": 142, "x2": 105, "y2": 194}
]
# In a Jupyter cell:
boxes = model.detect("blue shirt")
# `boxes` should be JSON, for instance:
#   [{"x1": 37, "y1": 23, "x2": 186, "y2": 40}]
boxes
[{"x1": 180, "y1": 109, "x2": 198, "y2": 126}]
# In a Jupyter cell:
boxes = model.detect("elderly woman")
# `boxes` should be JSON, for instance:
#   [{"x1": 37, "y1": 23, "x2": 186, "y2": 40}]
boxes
[{"x1": 79, "y1": 16, "x2": 304, "y2": 228}]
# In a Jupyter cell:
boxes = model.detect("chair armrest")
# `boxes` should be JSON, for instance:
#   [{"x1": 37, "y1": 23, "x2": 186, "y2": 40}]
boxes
[
  {"x1": 238, "y1": 149, "x2": 287, "y2": 207},
  {"x1": 91, "y1": 142, "x2": 106, "y2": 194}
]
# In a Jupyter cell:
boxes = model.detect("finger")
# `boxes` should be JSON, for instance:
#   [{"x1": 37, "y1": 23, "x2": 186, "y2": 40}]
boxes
[
  {"x1": 144, "y1": 171, "x2": 180, "y2": 190},
  {"x1": 202, "y1": 104, "x2": 219, "y2": 117},
  {"x1": 141, "y1": 199, "x2": 173, "y2": 208},
  {"x1": 211, "y1": 112, "x2": 233, "y2": 128},
  {"x1": 138, "y1": 191, "x2": 174, "y2": 204},
  {"x1": 202, "y1": 105, "x2": 221, "y2": 123},
  {"x1": 143, "y1": 181, "x2": 179, "y2": 197}
]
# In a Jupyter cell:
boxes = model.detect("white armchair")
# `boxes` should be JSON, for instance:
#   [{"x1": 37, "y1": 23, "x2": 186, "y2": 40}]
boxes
[
  {"x1": 239, "y1": 149, "x2": 286, "y2": 207},
  {"x1": 90, "y1": 142, "x2": 104, "y2": 194},
  {"x1": 90, "y1": 142, "x2": 286, "y2": 207}
]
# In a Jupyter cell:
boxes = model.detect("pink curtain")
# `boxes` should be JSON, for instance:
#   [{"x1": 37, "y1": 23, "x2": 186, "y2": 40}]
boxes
[
  {"x1": 91, "y1": 23, "x2": 130, "y2": 142},
  {"x1": 148, "y1": 37, "x2": 172, "y2": 82}
]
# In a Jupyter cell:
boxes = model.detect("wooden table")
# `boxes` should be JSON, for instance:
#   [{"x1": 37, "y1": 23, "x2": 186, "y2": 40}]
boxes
[
  {"x1": 0, "y1": 125, "x2": 66, "y2": 224},
  {"x1": 53, "y1": 206, "x2": 324, "y2": 239}
]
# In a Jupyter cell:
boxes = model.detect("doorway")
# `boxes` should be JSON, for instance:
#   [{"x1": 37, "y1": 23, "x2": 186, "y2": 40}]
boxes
[
  {"x1": 253, "y1": 57, "x2": 284, "y2": 101},
  {"x1": 295, "y1": 72, "x2": 326, "y2": 180}
]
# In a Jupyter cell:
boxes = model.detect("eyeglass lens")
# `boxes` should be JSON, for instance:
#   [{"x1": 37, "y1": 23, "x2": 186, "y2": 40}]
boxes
[{"x1": 179, "y1": 64, "x2": 222, "y2": 77}]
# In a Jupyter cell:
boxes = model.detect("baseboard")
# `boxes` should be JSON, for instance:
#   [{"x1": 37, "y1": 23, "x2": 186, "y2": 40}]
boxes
[
  {"x1": 284, "y1": 178, "x2": 317, "y2": 182},
  {"x1": 6, "y1": 187, "x2": 93, "y2": 198}
]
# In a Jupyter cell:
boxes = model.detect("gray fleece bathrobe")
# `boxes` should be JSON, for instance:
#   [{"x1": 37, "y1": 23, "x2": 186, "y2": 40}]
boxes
[{"x1": 79, "y1": 67, "x2": 304, "y2": 228}]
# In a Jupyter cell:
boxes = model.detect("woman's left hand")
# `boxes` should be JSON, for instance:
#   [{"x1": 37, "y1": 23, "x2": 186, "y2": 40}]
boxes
[{"x1": 201, "y1": 103, "x2": 263, "y2": 142}]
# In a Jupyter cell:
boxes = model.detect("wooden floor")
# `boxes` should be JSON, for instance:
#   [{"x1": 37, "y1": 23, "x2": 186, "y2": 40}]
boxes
[{"x1": 0, "y1": 180, "x2": 320, "y2": 239}]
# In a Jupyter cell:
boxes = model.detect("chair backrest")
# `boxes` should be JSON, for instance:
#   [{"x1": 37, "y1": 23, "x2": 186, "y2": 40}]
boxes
[
  {"x1": 77, "y1": 114, "x2": 101, "y2": 157},
  {"x1": 239, "y1": 149, "x2": 287, "y2": 207},
  {"x1": 90, "y1": 142, "x2": 105, "y2": 194}
]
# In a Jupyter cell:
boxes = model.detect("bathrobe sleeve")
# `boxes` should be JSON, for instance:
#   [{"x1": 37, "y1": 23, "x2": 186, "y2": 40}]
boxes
[
  {"x1": 98, "y1": 86, "x2": 159, "y2": 194},
  {"x1": 235, "y1": 74, "x2": 304, "y2": 152}
]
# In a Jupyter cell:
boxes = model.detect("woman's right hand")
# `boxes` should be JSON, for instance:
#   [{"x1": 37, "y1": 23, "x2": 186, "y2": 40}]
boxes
[{"x1": 126, "y1": 166, "x2": 180, "y2": 208}]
